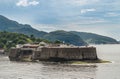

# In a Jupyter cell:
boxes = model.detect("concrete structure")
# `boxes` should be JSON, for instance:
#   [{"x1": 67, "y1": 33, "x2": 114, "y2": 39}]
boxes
[
  {"x1": 9, "y1": 45, "x2": 98, "y2": 61},
  {"x1": 33, "y1": 47, "x2": 97, "y2": 61}
]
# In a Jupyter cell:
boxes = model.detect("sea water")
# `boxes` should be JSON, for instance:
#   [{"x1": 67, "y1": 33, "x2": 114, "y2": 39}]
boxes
[{"x1": 0, "y1": 44, "x2": 120, "y2": 79}]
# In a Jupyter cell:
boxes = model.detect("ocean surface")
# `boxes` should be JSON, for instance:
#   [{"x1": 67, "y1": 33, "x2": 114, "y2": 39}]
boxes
[{"x1": 0, "y1": 44, "x2": 120, "y2": 79}]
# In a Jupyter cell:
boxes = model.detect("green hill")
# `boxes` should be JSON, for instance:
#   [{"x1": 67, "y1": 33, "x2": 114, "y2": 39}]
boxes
[
  {"x1": 0, "y1": 31, "x2": 31, "y2": 49},
  {"x1": 0, "y1": 31, "x2": 50, "y2": 50},
  {"x1": 0, "y1": 15, "x2": 47, "y2": 37},
  {"x1": 70, "y1": 31, "x2": 118, "y2": 44},
  {"x1": 43, "y1": 30, "x2": 87, "y2": 46}
]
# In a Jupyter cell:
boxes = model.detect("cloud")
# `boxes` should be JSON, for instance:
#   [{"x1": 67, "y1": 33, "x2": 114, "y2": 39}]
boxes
[
  {"x1": 34, "y1": 17, "x2": 106, "y2": 32},
  {"x1": 70, "y1": 0, "x2": 89, "y2": 6},
  {"x1": 67, "y1": 0, "x2": 99, "y2": 6},
  {"x1": 29, "y1": 1, "x2": 39, "y2": 5},
  {"x1": 106, "y1": 12, "x2": 120, "y2": 17},
  {"x1": 16, "y1": 0, "x2": 39, "y2": 7},
  {"x1": 80, "y1": 8, "x2": 96, "y2": 14}
]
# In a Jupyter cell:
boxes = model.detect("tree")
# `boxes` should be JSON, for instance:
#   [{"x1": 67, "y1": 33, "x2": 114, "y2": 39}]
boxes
[
  {"x1": 17, "y1": 40, "x2": 26, "y2": 44},
  {"x1": 54, "y1": 40, "x2": 62, "y2": 44},
  {"x1": 30, "y1": 34, "x2": 35, "y2": 42},
  {"x1": 0, "y1": 42, "x2": 4, "y2": 48}
]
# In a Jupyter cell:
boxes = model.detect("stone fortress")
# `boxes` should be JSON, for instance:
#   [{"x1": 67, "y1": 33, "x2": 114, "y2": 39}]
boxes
[{"x1": 9, "y1": 42, "x2": 98, "y2": 61}]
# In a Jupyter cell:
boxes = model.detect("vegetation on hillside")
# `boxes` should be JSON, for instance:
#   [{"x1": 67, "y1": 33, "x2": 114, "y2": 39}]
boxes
[
  {"x1": 43, "y1": 30, "x2": 87, "y2": 46},
  {"x1": 0, "y1": 15, "x2": 118, "y2": 45},
  {"x1": 0, "y1": 15, "x2": 47, "y2": 37},
  {"x1": 70, "y1": 31, "x2": 118, "y2": 44},
  {"x1": 0, "y1": 31, "x2": 50, "y2": 50}
]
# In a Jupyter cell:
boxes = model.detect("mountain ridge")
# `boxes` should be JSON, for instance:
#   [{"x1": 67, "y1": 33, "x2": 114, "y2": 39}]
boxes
[
  {"x1": 0, "y1": 15, "x2": 118, "y2": 45},
  {"x1": 43, "y1": 30, "x2": 87, "y2": 46},
  {"x1": 70, "y1": 31, "x2": 118, "y2": 44},
  {"x1": 0, "y1": 15, "x2": 47, "y2": 37}
]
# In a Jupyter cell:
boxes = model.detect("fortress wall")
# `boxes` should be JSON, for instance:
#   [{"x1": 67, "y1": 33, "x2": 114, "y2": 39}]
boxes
[
  {"x1": 39, "y1": 48, "x2": 50, "y2": 59},
  {"x1": 32, "y1": 51, "x2": 41, "y2": 60},
  {"x1": 9, "y1": 48, "x2": 21, "y2": 61},
  {"x1": 35, "y1": 47, "x2": 97, "y2": 60},
  {"x1": 9, "y1": 48, "x2": 20, "y2": 57},
  {"x1": 9, "y1": 47, "x2": 98, "y2": 61},
  {"x1": 81, "y1": 48, "x2": 97, "y2": 60},
  {"x1": 60, "y1": 48, "x2": 83, "y2": 59}
]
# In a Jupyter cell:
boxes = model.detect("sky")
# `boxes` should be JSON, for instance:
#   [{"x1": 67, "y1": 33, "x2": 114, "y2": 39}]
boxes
[{"x1": 0, "y1": 0, "x2": 120, "y2": 40}]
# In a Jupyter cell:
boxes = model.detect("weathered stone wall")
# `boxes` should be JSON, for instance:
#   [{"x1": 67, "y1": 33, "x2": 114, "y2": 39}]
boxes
[
  {"x1": 9, "y1": 48, "x2": 21, "y2": 61},
  {"x1": 9, "y1": 47, "x2": 98, "y2": 61},
  {"x1": 9, "y1": 48, "x2": 20, "y2": 57},
  {"x1": 33, "y1": 47, "x2": 97, "y2": 60}
]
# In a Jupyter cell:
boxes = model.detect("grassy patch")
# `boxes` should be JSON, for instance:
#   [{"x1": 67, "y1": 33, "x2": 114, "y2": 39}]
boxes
[{"x1": 67, "y1": 59, "x2": 111, "y2": 64}]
